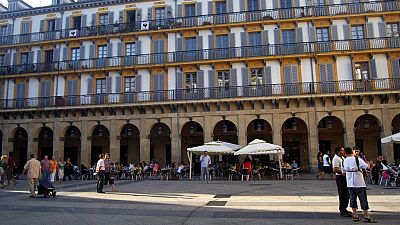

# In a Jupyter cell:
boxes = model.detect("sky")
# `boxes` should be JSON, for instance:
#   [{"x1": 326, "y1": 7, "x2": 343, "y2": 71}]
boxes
[{"x1": 2, "y1": 0, "x2": 52, "y2": 8}]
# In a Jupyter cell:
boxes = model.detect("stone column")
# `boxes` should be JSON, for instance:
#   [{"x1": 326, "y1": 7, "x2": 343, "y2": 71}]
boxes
[
  {"x1": 272, "y1": 112, "x2": 282, "y2": 146},
  {"x1": 237, "y1": 114, "x2": 247, "y2": 147},
  {"x1": 308, "y1": 111, "x2": 319, "y2": 169},
  {"x1": 28, "y1": 123, "x2": 38, "y2": 158},
  {"x1": 171, "y1": 116, "x2": 181, "y2": 162},
  {"x1": 109, "y1": 119, "x2": 120, "y2": 163},
  {"x1": 382, "y1": 108, "x2": 394, "y2": 164},
  {"x1": 80, "y1": 120, "x2": 91, "y2": 167},
  {"x1": 52, "y1": 121, "x2": 61, "y2": 159},
  {"x1": 2, "y1": 125, "x2": 12, "y2": 156},
  {"x1": 140, "y1": 118, "x2": 150, "y2": 163},
  {"x1": 344, "y1": 109, "x2": 355, "y2": 148},
  {"x1": 204, "y1": 115, "x2": 213, "y2": 143}
]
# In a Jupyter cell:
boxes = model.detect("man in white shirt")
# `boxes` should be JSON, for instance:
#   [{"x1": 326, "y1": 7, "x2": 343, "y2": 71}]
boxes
[
  {"x1": 200, "y1": 151, "x2": 211, "y2": 183},
  {"x1": 96, "y1": 154, "x2": 106, "y2": 193},
  {"x1": 322, "y1": 151, "x2": 333, "y2": 179},
  {"x1": 332, "y1": 146, "x2": 351, "y2": 217},
  {"x1": 343, "y1": 148, "x2": 376, "y2": 223}
]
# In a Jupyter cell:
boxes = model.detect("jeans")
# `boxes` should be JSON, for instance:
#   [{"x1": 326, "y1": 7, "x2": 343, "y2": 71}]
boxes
[
  {"x1": 335, "y1": 175, "x2": 350, "y2": 213},
  {"x1": 349, "y1": 187, "x2": 369, "y2": 210},
  {"x1": 201, "y1": 167, "x2": 209, "y2": 182},
  {"x1": 97, "y1": 170, "x2": 105, "y2": 192},
  {"x1": 42, "y1": 171, "x2": 50, "y2": 180}
]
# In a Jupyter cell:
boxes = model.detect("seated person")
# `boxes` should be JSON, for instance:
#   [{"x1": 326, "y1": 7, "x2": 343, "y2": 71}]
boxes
[
  {"x1": 283, "y1": 162, "x2": 292, "y2": 169},
  {"x1": 291, "y1": 160, "x2": 298, "y2": 169}
]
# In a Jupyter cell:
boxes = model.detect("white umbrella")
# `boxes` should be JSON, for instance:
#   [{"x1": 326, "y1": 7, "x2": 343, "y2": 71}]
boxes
[
  {"x1": 187, "y1": 141, "x2": 241, "y2": 179},
  {"x1": 234, "y1": 139, "x2": 285, "y2": 179},
  {"x1": 381, "y1": 132, "x2": 400, "y2": 144}
]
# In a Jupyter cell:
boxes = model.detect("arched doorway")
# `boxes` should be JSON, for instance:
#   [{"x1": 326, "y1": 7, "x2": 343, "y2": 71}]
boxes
[
  {"x1": 354, "y1": 114, "x2": 382, "y2": 160},
  {"x1": 91, "y1": 124, "x2": 110, "y2": 166},
  {"x1": 318, "y1": 116, "x2": 345, "y2": 154},
  {"x1": 282, "y1": 117, "x2": 309, "y2": 169},
  {"x1": 64, "y1": 126, "x2": 81, "y2": 166},
  {"x1": 120, "y1": 123, "x2": 140, "y2": 166},
  {"x1": 213, "y1": 120, "x2": 238, "y2": 164},
  {"x1": 38, "y1": 126, "x2": 53, "y2": 160},
  {"x1": 181, "y1": 121, "x2": 204, "y2": 165},
  {"x1": 13, "y1": 127, "x2": 28, "y2": 173},
  {"x1": 150, "y1": 122, "x2": 171, "y2": 166},
  {"x1": 247, "y1": 119, "x2": 272, "y2": 144},
  {"x1": 391, "y1": 114, "x2": 400, "y2": 165}
]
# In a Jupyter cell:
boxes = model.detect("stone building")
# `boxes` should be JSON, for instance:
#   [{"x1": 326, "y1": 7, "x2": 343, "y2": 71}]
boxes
[{"x1": 0, "y1": 0, "x2": 399, "y2": 170}]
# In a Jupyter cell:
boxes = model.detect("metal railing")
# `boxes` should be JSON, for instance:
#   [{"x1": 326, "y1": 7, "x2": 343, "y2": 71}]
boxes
[
  {"x1": 0, "y1": 1, "x2": 398, "y2": 46},
  {"x1": 1, "y1": 36, "x2": 399, "y2": 76},
  {"x1": 1, "y1": 78, "x2": 399, "y2": 110}
]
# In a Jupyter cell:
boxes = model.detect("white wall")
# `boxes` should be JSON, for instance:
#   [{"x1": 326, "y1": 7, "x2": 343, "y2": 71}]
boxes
[
  {"x1": 168, "y1": 67, "x2": 177, "y2": 91},
  {"x1": 80, "y1": 74, "x2": 91, "y2": 95},
  {"x1": 138, "y1": 69, "x2": 150, "y2": 92},
  {"x1": 232, "y1": 63, "x2": 245, "y2": 86},
  {"x1": 301, "y1": 58, "x2": 316, "y2": 83}
]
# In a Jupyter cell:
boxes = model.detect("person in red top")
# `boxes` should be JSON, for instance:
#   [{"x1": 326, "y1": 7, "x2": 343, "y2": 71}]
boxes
[
  {"x1": 49, "y1": 156, "x2": 59, "y2": 182},
  {"x1": 243, "y1": 156, "x2": 252, "y2": 181}
]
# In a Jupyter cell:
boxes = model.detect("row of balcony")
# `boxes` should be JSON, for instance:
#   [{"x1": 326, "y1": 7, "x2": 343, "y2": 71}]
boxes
[
  {"x1": 1, "y1": 37, "x2": 399, "y2": 76},
  {"x1": 0, "y1": 1, "x2": 398, "y2": 46},
  {"x1": 2, "y1": 78, "x2": 399, "y2": 110}
]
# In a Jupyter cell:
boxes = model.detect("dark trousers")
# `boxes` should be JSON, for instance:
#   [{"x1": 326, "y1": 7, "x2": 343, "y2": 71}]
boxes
[
  {"x1": 335, "y1": 175, "x2": 350, "y2": 213},
  {"x1": 97, "y1": 170, "x2": 105, "y2": 193}
]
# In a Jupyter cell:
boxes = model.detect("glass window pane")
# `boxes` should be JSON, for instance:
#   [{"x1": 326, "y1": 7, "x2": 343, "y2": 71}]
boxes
[
  {"x1": 126, "y1": 43, "x2": 136, "y2": 55},
  {"x1": 98, "y1": 46, "x2": 107, "y2": 58},
  {"x1": 282, "y1": 30, "x2": 295, "y2": 43},
  {"x1": 185, "y1": 4, "x2": 196, "y2": 17},
  {"x1": 185, "y1": 38, "x2": 197, "y2": 51},
  {"x1": 216, "y1": 35, "x2": 228, "y2": 48},
  {"x1": 155, "y1": 8, "x2": 165, "y2": 20},
  {"x1": 216, "y1": 1, "x2": 226, "y2": 14},
  {"x1": 249, "y1": 32, "x2": 261, "y2": 46},
  {"x1": 99, "y1": 14, "x2": 108, "y2": 25},
  {"x1": 248, "y1": 0, "x2": 259, "y2": 11},
  {"x1": 250, "y1": 69, "x2": 263, "y2": 85},
  {"x1": 217, "y1": 71, "x2": 229, "y2": 87},
  {"x1": 280, "y1": 0, "x2": 292, "y2": 8}
]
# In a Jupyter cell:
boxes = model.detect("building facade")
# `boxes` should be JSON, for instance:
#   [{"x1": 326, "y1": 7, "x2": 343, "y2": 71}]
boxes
[{"x1": 0, "y1": 0, "x2": 399, "y2": 169}]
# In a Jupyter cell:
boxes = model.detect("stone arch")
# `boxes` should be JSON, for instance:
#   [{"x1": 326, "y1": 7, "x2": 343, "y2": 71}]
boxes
[
  {"x1": 281, "y1": 117, "x2": 309, "y2": 169},
  {"x1": 354, "y1": 114, "x2": 382, "y2": 160},
  {"x1": 150, "y1": 122, "x2": 171, "y2": 166},
  {"x1": 391, "y1": 114, "x2": 400, "y2": 165},
  {"x1": 213, "y1": 120, "x2": 238, "y2": 144},
  {"x1": 246, "y1": 119, "x2": 273, "y2": 144},
  {"x1": 317, "y1": 116, "x2": 345, "y2": 154},
  {"x1": 90, "y1": 124, "x2": 110, "y2": 166},
  {"x1": 64, "y1": 126, "x2": 82, "y2": 165},
  {"x1": 120, "y1": 123, "x2": 140, "y2": 166},
  {"x1": 38, "y1": 126, "x2": 54, "y2": 160},
  {"x1": 12, "y1": 127, "x2": 28, "y2": 173},
  {"x1": 181, "y1": 121, "x2": 204, "y2": 165}
]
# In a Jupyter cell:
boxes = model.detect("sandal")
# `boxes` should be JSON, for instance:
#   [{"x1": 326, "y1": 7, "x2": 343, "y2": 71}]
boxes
[
  {"x1": 364, "y1": 218, "x2": 377, "y2": 223},
  {"x1": 353, "y1": 217, "x2": 360, "y2": 222}
]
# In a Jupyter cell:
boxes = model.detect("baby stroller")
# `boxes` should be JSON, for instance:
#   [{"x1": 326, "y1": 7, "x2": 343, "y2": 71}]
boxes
[
  {"x1": 37, "y1": 180, "x2": 56, "y2": 198},
  {"x1": 386, "y1": 165, "x2": 399, "y2": 187}
]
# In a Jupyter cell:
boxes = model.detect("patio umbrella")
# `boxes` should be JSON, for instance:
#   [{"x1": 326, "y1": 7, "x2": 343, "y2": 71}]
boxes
[
  {"x1": 381, "y1": 132, "x2": 400, "y2": 144},
  {"x1": 234, "y1": 139, "x2": 285, "y2": 179},
  {"x1": 187, "y1": 141, "x2": 241, "y2": 179}
]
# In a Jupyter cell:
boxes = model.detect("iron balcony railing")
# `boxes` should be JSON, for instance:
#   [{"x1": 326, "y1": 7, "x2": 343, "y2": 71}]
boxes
[
  {"x1": 0, "y1": 1, "x2": 398, "y2": 46},
  {"x1": 1, "y1": 78, "x2": 399, "y2": 110},
  {"x1": 1, "y1": 36, "x2": 399, "y2": 76}
]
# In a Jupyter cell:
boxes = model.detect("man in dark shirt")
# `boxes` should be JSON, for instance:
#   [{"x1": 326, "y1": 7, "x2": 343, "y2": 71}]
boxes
[{"x1": 104, "y1": 153, "x2": 112, "y2": 192}]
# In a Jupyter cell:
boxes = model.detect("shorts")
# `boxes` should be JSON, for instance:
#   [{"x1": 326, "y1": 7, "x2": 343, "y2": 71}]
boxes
[
  {"x1": 104, "y1": 173, "x2": 110, "y2": 185},
  {"x1": 349, "y1": 187, "x2": 369, "y2": 210},
  {"x1": 323, "y1": 166, "x2": 332, "y2": 174},
  {"x1": 109, "y1": 176, "x2": 114, "y2": 185}
]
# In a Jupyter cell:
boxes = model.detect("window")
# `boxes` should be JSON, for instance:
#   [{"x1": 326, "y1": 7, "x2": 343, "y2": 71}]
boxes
[
  {"x1": 250, "y1": 69, "x2": 263, "y2": 85},
  {"x1": 280, "y1": 0, "x2": 292, "y2": 8},
  {"x1": 282, "y1": 29, "x2": 295, "y2": 44},
  {"x1": 127, "y1": 11, "x2": 136, "y2": 23},
  {"x1": 47, "y1": 19, "x2": 56, "y2": 32},
  {"x1": 387, "y1": 23, "x2": 400, "y2": 37},
  {"x1": 316, "y1": 27, "x2": 330, "y2": 42},
  {"x1": 99, "y1": 14, "x2": 109, "y2": 25},
  {"x1": 0, "y1": 55, "x2": 4, "y2": 67},
  {"x1": 185, "y1": 4, "x2": 196, "y2": 17},
  {"x1": 98, "y1": 45, "x2": 107, "y2": 58},
  {"x1": 124, "y1": 77, "x2": 135, "y2": 92},
  {"x1": 0, "y1": 26, "x2": 7, "y2": 37},
  {"x1": 155, "y1": 8, "x2": 165, "y2": 26},
  {"x1": 185, "y1": 38, "x2": 197, "y2": 51},
  {"x1": 126, "y1": 43, "x2": 136, "y2": 56},
  {"x1": 314, "y1": 0, "x2": 325, "y2": 6},
  {"x1": 45, "y1": 50, "x2": 53, "y2": 64},
  {"x1": 354, "y1": 62, "x2": 370, "y2": 80},
  {"x1": 216, "y1": 35, "x2": 228, "y2": 48},
  {"x1": 72, "y1": 16, "x2": 81, "y2": 29},
  {"x1": 216, "y1": 1, "x2": 227, "y2": 14},
  {"x1": 217, "y1": 71, "x2": 230, "y2": 87},
  {"x1": 249, "y1": 32, "x2": 261, "y2": 46},
  {"x1": 96, "y1": 79, "x2": 107, "y2": 94},
  {"x1": 21, "y1": 52, "x2": 29, "y2": 64},
  {"x1": 351, "y1": 25, "x2": 364, "y2": 39},
  {"x1": 185, "y1": 73, "x2": 197, "y2": 89},
  {"x1": 71, "y1": 48, "x2": 80, "y2": 61},
  {"x1": 248, "y1": 0, "x2": 259, "y2": 11}
]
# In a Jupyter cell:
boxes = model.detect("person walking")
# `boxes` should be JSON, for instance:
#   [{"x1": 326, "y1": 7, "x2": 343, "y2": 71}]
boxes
[
  {"x1": 332, "y1": 146, "x2": 352, "y2": 217},
  {"x1": 322, "y1": 151, "x2": 333, "y2": 180},
  {"x1": 23, "y1": 154, "x2": 41, "y2": 198},
  {"x1": 49, "y1": 156, "x2": 58, "y2": 182},
  {"x1": 200, "y1": 151, "x2": 211, "y2": 183},
  {"x1": 104, "y1": 153, "x2": 112, "y2": 192},
  {"x1": 0, "y1": 155, "x2": 8, "y2": 187},
  {"x1": 40, "y1": 155, "x2": 50, "y2": 180},
  {"x1": 95, "y1": 154, "x2": 106, "y2": 193},
  {"x1": 316, "y1": 151, "x2": 324, "y2": 179},
  {"x1": 58, "y1": 158, "x2": 65, "y2": 183},
  {"x1": 343, "y1": 147, "x2": 377, "y2": 223},
  {"x1": 7, "y1": 152, "x2": 17, "y2": 186},
  {"x1": 63, "y1": 158, "x2": 73, "y2": 181}
]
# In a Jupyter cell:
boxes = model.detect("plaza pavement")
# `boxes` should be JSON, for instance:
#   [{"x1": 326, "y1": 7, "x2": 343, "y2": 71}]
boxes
[{"x1": 0, "y1": 174, "x2": 399, "y2": 225}]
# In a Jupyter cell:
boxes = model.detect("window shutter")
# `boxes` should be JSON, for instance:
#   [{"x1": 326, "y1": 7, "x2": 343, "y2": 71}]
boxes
[
  {"x1": 284, "y1": 65, "x2": 292, "y2": 84},
  {"x1": 391, "y1": 59, "x2": 400, "y2": 79},
  {"x1": 91, "y1": 13, "x2": 96, "y2": 26},
  {"x1": 228, "y1": 33, "x2": 236, "y2": 48},
  {"x1": 87, "y1": 77, "x2": 93, "y2": 94},
  {"x1": 81, "y1": 15, "x2": 87, "y2": 27},
  {"x1": 229, "y1": 69, "x2": 237, "y2": 86},
  {"x1": 272, "y1": 0, "x2": 278, "y2": 9},
  {"x1": 119, "y1": 10, "x2": 124, "y2": 23},
  {"x1": 67, "y1": 80, "x2": 73, "y2": 95},
  {"x1": 135, "y1": 75, "x2": 142, "y2": 92},
  {"x1": 6, "y1": 24, "x2": 13, "y2": 36},
  {"x1": 116, "y1": 76, "x2": 122, "y2": 93},
  {"x1": 28, "y1": 51, "x2": 34, "y2": 64},
  {"x1": 319, "y1": 64, "x2": 327, "y2": 82},
  {"x1": 343, "y1": 24, "x2": 351, "y2": 40},
  {"x1": 378, "y1": 22, "x2": 387, "y2": 38},
  {"x1": 12, "y1": 52, "x2": 17, "y2": 65},
  {"x1": 366, "y1": 23, "x2": 374, "y2": 38},
  {"x1": 65, "y1": 16, "x2": 70, "y2": 30},
  {"x1": 55, "y1": 18, "x2": 62, "y2": 30},
  {"x1": 370, "y1": 59, "x2": 377, "y2": 79},
  {"x1": 159, "y1": 75, "x2": 165, "y2": 90},
  {"x1": 240, "y1": 32, "x2": 248, "y2": 46},
  {"x1": 197, "y1": 70, "x2": 204, "y2": 88},
  {"x1": 196, "y1": 2, "x2": 202, "y2": 16},
  {"x1": 53, "y1": 48, "x2": 60, "y2": 62},
  {"x1": 261, "y1": 30, "x2": 269, "y2": 46},
  {"x1": 228, "y1": 0, "x2": 234, "y2": 13},
  {"x1": 177, "y1": 4, "x2": 182, "y2": 18},
  {"x1": 326, "y1": 64, "x2": 334, "y2": 81},
  {"x1": 40, "y1": 20, "x2": 44, "y2": 32},
  {"x1": 89, "y1": 45, "x2": 95, "y2": 59},
  {"x1": 208, "y1": 35, "x2": 214, "y2": 49},
  {"x1": 106, "y1": 77, "x2": 112, "y2": 93},
  {"x1": 108, "y1": 11, "x2": 114, "y2": 24},
  {"x1": 274, "y1": 29, "x2": 281, "y2": 44},
  {"x1": 17, "y1": 83, "x2": 26, "y2": 99},
  {"x1": 176, "y1": 37, "x2": 183, "y2": 51},
  {"x1": 147, "y1": 7, "x2": 153, "y2": 20},
  {"x1": 208, "y1": 1, "x2": 214, "y2": 14},
  {"x1": 196, "y1": 36, "x2": 203, "y2": 50},
  {"x1": 261, "y1": 0, "x2": 267, "y2": 10},
  {"x1": 5, "y1": 53, "x2": 11, "y2": 66},
  {"x1": 152, "y1": 75, "x2": 158, "y2": 91},
  {"x1": 107, "y1": 43, "x2": 113, "y2": 57},
  {"x1": 80, "y1": 46, "x2": 85, "y2": 59},
  {"x1": 331, "y1": 25, "x2": 338, "y2": 40},
  {"x1": 136, "y1": 9, "x2": 142, "y2": 22},
  {"x1": 62, "y1": 47, "x2": 68, "y2": 61},
  {"x1": 263, "y1": 66, "x2": 272, "y2": 84},
  {"x1": 295, "y1": 27, "x2": 303, "y2": 43},
  {"x1": 136, "y1": 40, "x2": 141, "y2": 55},
  {"x1": 309, "y1": 27, "x2": 316, "y2": 42},
  {"x1": 291, "y1": 65, "x2": 298, "y2": 83},
  {"x1": 36, "y1": 50, "x2": 42, "y2": 64},
  {"x1": 166, "y1": 6, "x2": 173, "y2": 18},
  {"x1": 239, "y1": 0, "x2": 246, "y2": 12},
  {"x1": 117, "y1": 42, "x2": 123, "y2": 56},
  {"x1": 176, "y1": 72, "x2": 184, "y2": 89},
  {"x1": 242, "y1": 67, "x2": 249, "y2": 86},
  {"x1": 208, "y1": 70, "x2": 216, "y2": 87}
]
